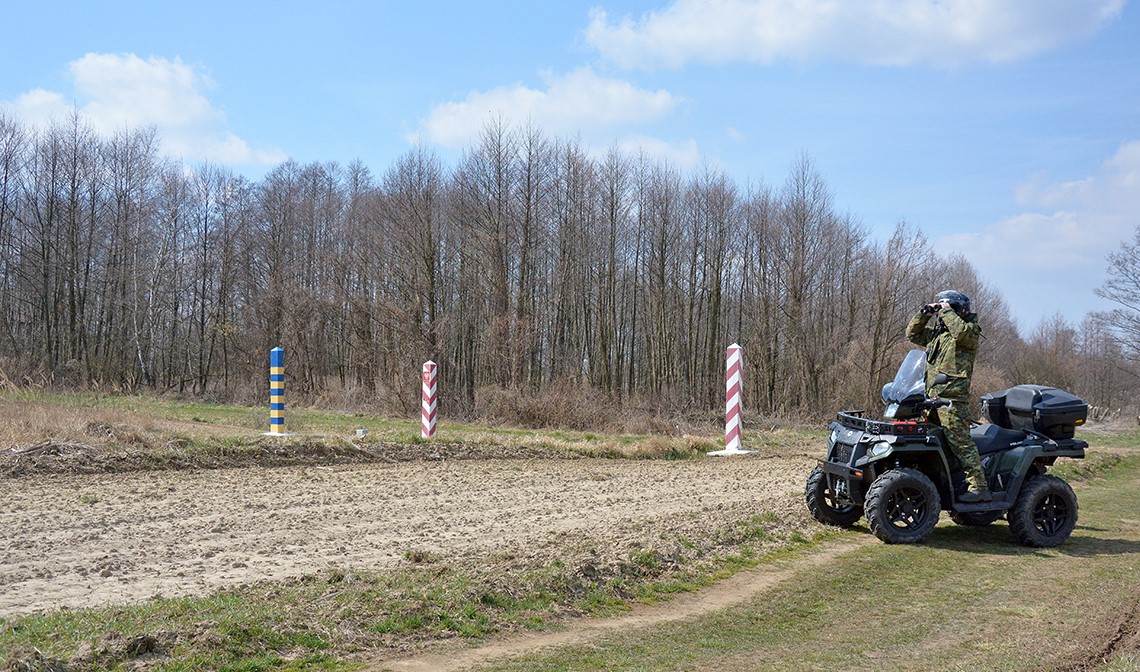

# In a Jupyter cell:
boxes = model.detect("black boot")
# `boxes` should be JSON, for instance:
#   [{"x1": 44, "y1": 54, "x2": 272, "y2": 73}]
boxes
[{"x1": 959, "y1": 489, "x2": 992, "y2": 503}]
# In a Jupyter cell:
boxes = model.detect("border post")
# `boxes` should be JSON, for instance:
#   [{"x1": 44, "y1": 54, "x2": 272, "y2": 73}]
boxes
[
  {"x1": 709, "y1": 343, "x2": 753, "y2": 456},
  {"x1": 421, "y1": 360, "x2": 438, "y2": 439},
  {"x1": 268, "y1": 346, "x2": 286, "y2": 435}
]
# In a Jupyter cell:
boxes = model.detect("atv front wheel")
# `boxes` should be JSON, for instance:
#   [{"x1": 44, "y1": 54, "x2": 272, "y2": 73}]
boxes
[
  {"x1": 865, "y1": 468, "x2": 941, "y2": 544},
  {"x1": 1008, "y1": 475, "x2": 1078, "y2": 547},
  {"x1": 805, "y1": 465, "x2": 862, "y2": 527}
]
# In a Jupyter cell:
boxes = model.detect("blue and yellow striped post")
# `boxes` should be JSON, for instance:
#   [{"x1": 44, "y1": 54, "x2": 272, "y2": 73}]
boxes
[{"x1": 268, "y1": 346, "x2": 286, "y2": 434}]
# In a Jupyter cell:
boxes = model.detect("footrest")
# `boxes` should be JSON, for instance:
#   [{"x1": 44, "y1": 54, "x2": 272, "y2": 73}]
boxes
[{"x1": 953, "y1": 498, "x2": 1011, "y2": 513}]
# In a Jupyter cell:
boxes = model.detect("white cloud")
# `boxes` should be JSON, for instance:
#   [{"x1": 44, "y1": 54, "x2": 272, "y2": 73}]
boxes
[
  {"x1": 6, "y1": 53, "x2": 285, "y2": 166},
  {"x1": 586, "y1": 0, "x2": 1124, "y2": 70},
  {"x1": 71, "y1": 53, "x2": 220, "y2": 131},
  {"x1": 937, "y1": 141, "x2": 1140, "y2": 327},
  {"x1": 417, "y1": 66, "x2": 680, "y2": 148},
  {"x1": 12, "y1": 89, "x2": 69, "y2": 120}
]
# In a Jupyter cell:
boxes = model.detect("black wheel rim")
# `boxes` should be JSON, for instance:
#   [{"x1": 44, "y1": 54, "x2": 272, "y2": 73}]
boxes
[
  {"x1": 1033, "y1": 493, "x2": 1070, "y2": 537},
  {"x1": 885, "y1": 486, "x2": 929, "y2": 530}
]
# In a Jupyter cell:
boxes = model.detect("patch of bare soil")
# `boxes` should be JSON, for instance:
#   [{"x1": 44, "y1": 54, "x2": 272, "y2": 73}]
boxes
[
  {"x1": 1045, "y1": 594, "x2": 1140, "y2": 672},
  {"x1": 0, "y1": 435, "x2": 576, "y2": 478},
  {"x1": 0, "y1": 453, "x2": 814, "y2": 619}
]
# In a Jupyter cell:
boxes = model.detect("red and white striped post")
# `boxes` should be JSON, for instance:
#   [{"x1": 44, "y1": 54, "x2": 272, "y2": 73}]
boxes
[
  {"x1": 709, "y1": 343, "x2": 753, "y2": 456},
  {"x1": 421, "y1": 360, "x2": 438, "y2": 439}
]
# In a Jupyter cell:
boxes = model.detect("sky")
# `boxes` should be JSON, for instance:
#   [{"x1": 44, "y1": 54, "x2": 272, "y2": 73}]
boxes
[{"x1": 1, "y1": 0, "x2": 1138, "y2": 332}]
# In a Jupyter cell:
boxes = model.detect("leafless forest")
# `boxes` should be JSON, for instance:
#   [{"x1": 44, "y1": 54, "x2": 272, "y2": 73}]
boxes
[{"x1": 0, "y1": 111, "x2": 1136, "y2": 425}]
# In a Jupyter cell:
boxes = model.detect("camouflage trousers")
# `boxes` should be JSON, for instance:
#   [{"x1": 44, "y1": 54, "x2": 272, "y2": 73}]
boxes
[{"x1": 933, "y1": 403, "x2": 988, "y2": 493}]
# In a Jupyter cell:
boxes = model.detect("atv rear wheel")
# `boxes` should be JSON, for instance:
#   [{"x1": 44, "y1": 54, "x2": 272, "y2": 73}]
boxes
[
  {"x1": 949, "y1": 509, "x2": 1004, "y2": 526},
  {"x1": 805, "y1": 465, "x2": 863, "y2": 527},
  {"x1": 865, "y1": 468, "x2": 941, "y2": 544},
  {"x1": 1008, "y1": 475, "x2": 1078, "y2": 547}
]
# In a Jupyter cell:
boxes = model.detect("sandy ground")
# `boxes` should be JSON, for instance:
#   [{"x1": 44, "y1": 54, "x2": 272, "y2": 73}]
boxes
[{"x1": 0, "y1": 455, "x2": 812, "y2": 618}]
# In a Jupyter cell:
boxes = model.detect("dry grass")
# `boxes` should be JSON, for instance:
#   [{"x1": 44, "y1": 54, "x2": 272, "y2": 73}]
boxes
[
  {"x1": 0, "y1": 392, "x2": 819, "y2": 478},
  {"x1": 0, "y1": 397, "x2": 160, "y2": 450}
]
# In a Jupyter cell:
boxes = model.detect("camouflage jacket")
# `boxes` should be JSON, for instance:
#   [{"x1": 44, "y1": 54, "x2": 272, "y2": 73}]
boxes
[{"x1": 905, "y1": 307, "x2": 981, "y2": 400}]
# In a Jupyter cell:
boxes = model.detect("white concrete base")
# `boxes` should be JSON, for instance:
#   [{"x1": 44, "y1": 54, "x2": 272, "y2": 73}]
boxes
[{"x1": 706, "y1": 447, "x2": 756, "y2": 456}]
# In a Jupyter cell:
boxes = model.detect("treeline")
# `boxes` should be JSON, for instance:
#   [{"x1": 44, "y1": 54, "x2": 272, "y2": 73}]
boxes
[{"x1": 0, "y1": 111, "x2": 1134, "y2": 425}]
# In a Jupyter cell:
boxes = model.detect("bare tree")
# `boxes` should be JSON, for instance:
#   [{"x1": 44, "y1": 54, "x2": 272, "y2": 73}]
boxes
[
  {"x1": 594, "y1": 145, "x2": 632, "y2": 396},
  {"x1": 10, "y1": 110, "x2": 1123, "y2": 424},
  {"x1": 848, "y1": 221, "x2": 934, "y2": 410},
  {"x1": 0, "y1": 112, "x2": 27, "y2": 360},
  {"x1": 1095, "y1": 224, "x2": 1140, "y2": 363},
  {"x1": 1017, "y1": 314, "x2": 1080, "y2": 390}
]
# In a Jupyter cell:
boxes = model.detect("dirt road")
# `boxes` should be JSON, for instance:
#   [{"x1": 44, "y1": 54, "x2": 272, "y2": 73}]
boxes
[
  {"x1": 0, "y1": 455, "x2": 812, "y2": 618},
  {"x1": 371, "y1": 537, "x2": 871, "y2": 672}
]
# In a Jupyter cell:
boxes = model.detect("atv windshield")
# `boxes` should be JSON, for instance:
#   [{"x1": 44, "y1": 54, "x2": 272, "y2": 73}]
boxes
[{"x1": 883, "y1": 349, "x2": 927, "y2": 404}]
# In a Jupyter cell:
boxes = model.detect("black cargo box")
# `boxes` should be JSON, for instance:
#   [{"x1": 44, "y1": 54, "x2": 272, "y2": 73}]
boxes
[
  {"x1": 979, "y1": 389, "x2": 1010, "y2": 427},
  {"x1": 1004, "y1": 384, "x2": 1088, "y2": 440}
]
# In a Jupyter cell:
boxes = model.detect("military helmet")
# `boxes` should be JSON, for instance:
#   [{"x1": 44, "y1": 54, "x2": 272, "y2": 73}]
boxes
[{"x1": 935, "y1": 289, "x2": 971, "y2": 314}]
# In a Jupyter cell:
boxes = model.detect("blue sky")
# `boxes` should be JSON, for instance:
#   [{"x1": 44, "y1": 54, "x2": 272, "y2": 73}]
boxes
[{"x1": 2, "y1": 0, "x2": 1138, "y2": 331}]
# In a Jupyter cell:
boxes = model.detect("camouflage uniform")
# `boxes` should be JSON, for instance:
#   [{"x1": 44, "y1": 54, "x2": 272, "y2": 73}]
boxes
[{"x1": 906, "y1": 306, "x2": 988, "y2": 493}]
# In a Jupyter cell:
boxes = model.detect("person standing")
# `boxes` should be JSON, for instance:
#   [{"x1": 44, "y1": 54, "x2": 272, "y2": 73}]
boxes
[{"x1": 906, "y1": 290, "x2": 990, "y2": 503}]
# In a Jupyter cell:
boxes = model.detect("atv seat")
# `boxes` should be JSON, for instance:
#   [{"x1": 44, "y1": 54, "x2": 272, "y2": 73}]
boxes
[{"x1": 970, "y1": 423, "x2": 1026, "y2": 455}]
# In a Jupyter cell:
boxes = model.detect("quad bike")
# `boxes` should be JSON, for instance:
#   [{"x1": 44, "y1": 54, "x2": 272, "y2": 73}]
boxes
[{"x1": 806, "y1": 349, "x2": 1088, "y2": 546}]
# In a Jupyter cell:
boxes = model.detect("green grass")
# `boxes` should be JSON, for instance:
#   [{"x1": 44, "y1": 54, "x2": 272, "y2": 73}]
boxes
[
  {"x1": 1, "y1": 591, "x2": 346, "y2": 671},
  {"x1": 1079, "y1": 423, "x2": 1140, "y2": 451},
  {"x1": 4, "y1": 387, "x2": 738, "y2": 456},
  {"x1": 467, "y1": 454, "x2": 1140, "y2": 672},
  {"x1": 0, "y1": 387, "x2": 820, "y2": 472},
  {"x1": 1051, "y1": 425, "x2": 1139, "y2": 481}
]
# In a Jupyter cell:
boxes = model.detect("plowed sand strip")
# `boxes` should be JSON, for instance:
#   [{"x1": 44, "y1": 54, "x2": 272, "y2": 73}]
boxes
[
  {"x1": 370, "y1": 536, "x2": 869, "y2": 672},
  {"x1": 1, "y1": 456, "x2": 811, "y2": 617}
]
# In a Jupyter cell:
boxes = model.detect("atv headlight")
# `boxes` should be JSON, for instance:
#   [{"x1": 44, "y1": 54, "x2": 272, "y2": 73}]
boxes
[{"x1": 866, "y1": 442, "x2": 893, "y2": 459}]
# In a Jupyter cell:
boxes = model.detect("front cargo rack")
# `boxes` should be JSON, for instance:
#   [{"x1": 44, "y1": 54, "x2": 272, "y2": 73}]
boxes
[{"x1": 836, "y1": 411, "x2": 930, "y2": 436}]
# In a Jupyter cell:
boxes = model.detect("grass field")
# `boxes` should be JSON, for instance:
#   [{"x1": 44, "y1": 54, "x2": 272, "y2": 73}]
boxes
[
  {"x1": 462, "y1": 452, "x2": 1140, "y2": 672},
  {"x1": 1, "y1": 393, "x2": 1137, "y2": 671},
  {"x1": 0, "y1": 390, "x2": 747, "y2": 468}
]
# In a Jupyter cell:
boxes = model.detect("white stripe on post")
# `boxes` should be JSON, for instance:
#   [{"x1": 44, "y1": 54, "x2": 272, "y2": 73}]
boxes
[
  {"x1": 709, "y1": 343, "x2": 753, "y2": 456},
  {"x1": 421, "y1": 360, "x2": 438, "y2": 439},
  {"x1": 725, "y1": 343, "x2": 742, "y2": 450}
]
